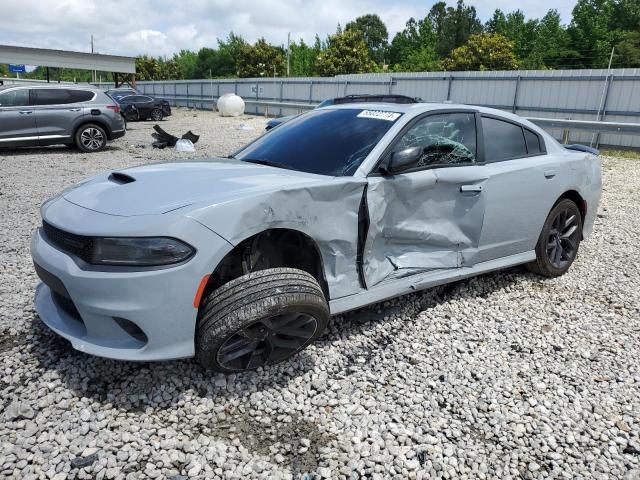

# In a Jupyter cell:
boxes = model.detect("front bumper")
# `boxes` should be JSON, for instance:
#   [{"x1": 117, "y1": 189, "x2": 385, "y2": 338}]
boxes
[{"x1": 30, "y1": 205, "x2": 232, "y2": 361}]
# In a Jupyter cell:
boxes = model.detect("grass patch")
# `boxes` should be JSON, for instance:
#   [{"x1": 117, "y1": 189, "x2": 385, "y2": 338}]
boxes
[{"x1": 600, "y1": 149, "x2": 640, "y2": 160}]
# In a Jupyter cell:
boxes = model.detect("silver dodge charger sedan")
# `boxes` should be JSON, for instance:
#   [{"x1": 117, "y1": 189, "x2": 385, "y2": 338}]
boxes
[{"x1": 31, "y1": 103, "x2": 602, "y2": 372}]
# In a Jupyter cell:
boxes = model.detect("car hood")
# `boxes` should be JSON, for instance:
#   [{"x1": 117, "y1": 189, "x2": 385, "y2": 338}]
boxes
[{"x1": 61, "y1": 159, "x2": 327, "y2": 216}]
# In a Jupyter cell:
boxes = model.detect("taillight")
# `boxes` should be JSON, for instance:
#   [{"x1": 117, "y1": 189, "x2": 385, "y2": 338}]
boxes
[{"x1": 106, "y1": 104, "x2": 120, "y2": 113}]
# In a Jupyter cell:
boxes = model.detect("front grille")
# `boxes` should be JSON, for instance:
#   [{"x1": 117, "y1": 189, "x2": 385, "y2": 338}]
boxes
[{"x1": 42, "y1": 222, "x2": 93, "y2": 263}]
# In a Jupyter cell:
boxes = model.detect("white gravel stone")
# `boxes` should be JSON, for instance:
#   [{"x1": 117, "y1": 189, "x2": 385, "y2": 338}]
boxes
[{"x1": 0, "y1": 112, "x2": 639, "y2": 478}]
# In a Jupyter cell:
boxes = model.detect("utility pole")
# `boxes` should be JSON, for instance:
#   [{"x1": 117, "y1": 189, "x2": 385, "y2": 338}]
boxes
[
  {"x1": 91, "y1": 35, "x2": 96, "y2": 83},
  {"x1": 592, "y1": 46, "x2": 615, "y2": 147},
  {"x1": 286, "y1": 32, "x2": 291, "y2": 77}
]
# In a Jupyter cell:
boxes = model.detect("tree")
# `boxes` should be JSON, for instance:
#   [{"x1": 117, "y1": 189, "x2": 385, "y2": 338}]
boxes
[
  {"x1": 486, "y1": 10, "x2": 538, "y2": 61},
  {"x1": 289, "y1": 38, "x2": 321, "y2": 76},
  {"x1": 443, "y1": 33, "x2": 521, "y2": 71},
  {"x1": 526, "y1": 10, "x2": 578, "y2": 69},
  {"x1": 389, "y1": 18, "x2": 440, "y2": 71},
  {"x1": 345, "y1": 14, "x2": 389, "y2": 64},
  {"x1": 195, "y1": 33, "x2": 247, "y2": 78},
  {"x1": 612, "y1": 0, "x2": 640, "y2": 32},
  {"x1": 134, "y1": 56, "x2": 180, "y2": 80},
  {"x1": 173, "y1": 50, "x2": 198, "y2": 79},
  {"x1": 428, "y1": 0, "x2": 483, "y2": 58},
  {"x1": 568, "y1": 0, "x2": 616, "y2": 68},
  {"x1": 315, "y1": 29, "x2": 376, "y2": 76},
  {"x1": 237, "y1": 39, "x2": 285, "y2": 78},
  {"x1": 616, "y1": 31, "x2": 640, "y2": 67}
]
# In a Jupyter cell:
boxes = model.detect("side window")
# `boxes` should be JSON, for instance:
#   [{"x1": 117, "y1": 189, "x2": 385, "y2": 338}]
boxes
[
  {"x1": 524, "y1": 128, "x2": 543, "y2": 155},
  {"x1": 67, "y1": 90, "x2": 95, "y2": 103},
  {"x1": 0, "y1": 89, "x2": 29, "y2": 107},
  {"x1": 392, "y1": 112, "x2": 477, "y2": 167},
  {"x1": 33, "y1": 89, "x2": 72, "y2": 105},
  {"x1": 482, "y1": 117, "x2": 527, "y2": 161}
]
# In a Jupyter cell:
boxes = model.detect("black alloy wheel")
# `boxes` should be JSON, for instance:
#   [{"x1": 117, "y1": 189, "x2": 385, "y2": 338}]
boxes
[
  {"x1": 528, "y1": 198, "x2": 582, "y2": 277},
  {"x1": 216, "y1": 313, "x2": 318, "y2": 370}
]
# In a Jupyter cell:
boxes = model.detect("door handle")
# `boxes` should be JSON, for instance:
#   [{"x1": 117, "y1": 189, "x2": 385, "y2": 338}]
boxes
[
  {"x1": 460, "y1": 184, "x2": 483, "y2": 193},
  {"x1": 19, "y1": 110, "x2": 33, "y2": 114},
  {"x1": 68, "y1": 108, "x2": 81, "y2": 112},
  {"x1": 544, "y1": 169, "x2": 557, "y2": 179}
]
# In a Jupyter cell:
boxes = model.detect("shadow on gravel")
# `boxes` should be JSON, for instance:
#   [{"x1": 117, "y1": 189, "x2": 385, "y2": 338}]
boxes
[
  {"x1": 0, "y1": 145, "x2": 121, "y2": 156},
  {"x1": 19, "y1": 266, "x2": 535, "y2": 473},
  {"x1": 26, "y1": 266, "x2": 532, "y2": 410}
]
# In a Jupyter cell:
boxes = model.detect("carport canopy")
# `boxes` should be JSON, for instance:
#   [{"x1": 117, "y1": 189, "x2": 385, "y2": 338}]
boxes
[{"x1": 0, "y1": 44, "x2": 135, "y2": 75}]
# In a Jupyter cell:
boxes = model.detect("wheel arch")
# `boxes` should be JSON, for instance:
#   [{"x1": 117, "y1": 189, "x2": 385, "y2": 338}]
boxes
[
  {"x1": 74, "y1": 118, "x2": 113, "y2": 140},
  {"x1": 557, "y1": 189, "x2": 586, "y2": 220},
  {"x1": 201, "y1": 227, "x2": 330, "y2": 304}
]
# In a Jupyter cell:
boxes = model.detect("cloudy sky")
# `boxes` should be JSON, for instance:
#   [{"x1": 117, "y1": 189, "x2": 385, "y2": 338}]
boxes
[{"x1": 0, "y1": 0, "x2": 578, "y2": 58}]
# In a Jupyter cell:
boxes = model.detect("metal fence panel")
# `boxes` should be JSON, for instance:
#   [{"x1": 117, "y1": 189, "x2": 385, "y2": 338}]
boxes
[{"x1": 82, "y1": 68, "x2": 640, "y2": 148}]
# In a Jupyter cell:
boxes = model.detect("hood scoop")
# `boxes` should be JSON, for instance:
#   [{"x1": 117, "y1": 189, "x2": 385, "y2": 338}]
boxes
[{"x1": 108, "y1": 172, "x2": 136, "y2": 184}]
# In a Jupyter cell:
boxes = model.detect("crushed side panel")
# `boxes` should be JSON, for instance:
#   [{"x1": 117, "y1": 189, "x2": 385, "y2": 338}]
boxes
[
  {"x1": 363, "y1": 167, "x2": 487, "y2": 287},
  {"x1": 188, "y1": 179, "x2": 367, "y2": 299}
]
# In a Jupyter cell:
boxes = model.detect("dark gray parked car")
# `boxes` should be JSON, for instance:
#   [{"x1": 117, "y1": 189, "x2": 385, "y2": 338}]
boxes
[{"x1": 0, "y1": 85, "x2": 126, "y2": 152}]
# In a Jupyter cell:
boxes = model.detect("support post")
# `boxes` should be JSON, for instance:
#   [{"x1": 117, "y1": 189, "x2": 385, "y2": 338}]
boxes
[
  {"x1": 446, "y1": 75, "x2": 453, "y2": 101},
  {"x1": 594, "y1": 74, "x2": 614, "y2": 148},
  {"x1": 46, "y1": 67, "x2": 50, "y2": 83},
  {"x1": 512, "y1": 75, "x2": 521, "y2": 113}
]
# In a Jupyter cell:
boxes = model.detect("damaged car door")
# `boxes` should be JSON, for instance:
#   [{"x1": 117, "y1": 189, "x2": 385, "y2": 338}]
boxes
[{"x1": 363, "y1": 111, "x2": 488, "y2": 286}]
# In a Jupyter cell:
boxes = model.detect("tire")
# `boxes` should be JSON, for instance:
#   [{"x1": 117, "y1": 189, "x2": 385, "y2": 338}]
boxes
[
  {"x1": 75, "y1": 124, "x2": 107, "y2": 152},
  {"x1": 196, "y1": 268, "x2": 329, "y2": 373},
  {"x1": 150, "y1": 108, "x2": 163, "y2": 121},
  {"x1": 527, "y1": 198, "x2": 582, "y2": 277}
]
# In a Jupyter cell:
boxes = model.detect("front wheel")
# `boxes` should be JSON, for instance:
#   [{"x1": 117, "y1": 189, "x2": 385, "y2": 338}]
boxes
[
  {"x1": 75, "y1": 124, "x2": 107, "y2": 152},
  {"x1": 528, "y1": 198, "x2": 582, "y2": 277},
  {"x1": 196, "y1": 268, "x2": 329, "y2": 372}
]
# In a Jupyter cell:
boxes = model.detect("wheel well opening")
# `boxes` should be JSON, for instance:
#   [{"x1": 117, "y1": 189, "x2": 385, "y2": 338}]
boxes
[
  {"x1": 203, "y1": 229, "x2": 329, "y2": 302},
  {"x1": 557, "y1": 190, "x2": 587, "y2": 239},
  {"x1": 558, "y1": 190, "x2": 586, "y2": 220}
]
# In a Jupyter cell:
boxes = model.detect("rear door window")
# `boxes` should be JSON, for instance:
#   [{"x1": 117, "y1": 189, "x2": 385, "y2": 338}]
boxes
[
  {"x1": 524, "y1": 128, "x2": 543, "y2": 155},
  {"x1": 0, "y1": 89, "x2": 29, "y2": 107},
  {"x1": 32, "y1": 89, "x2": 73, "y2": 105},
  {"x1": 482, "y1": 116, "x2": 527, "y2": 161}
]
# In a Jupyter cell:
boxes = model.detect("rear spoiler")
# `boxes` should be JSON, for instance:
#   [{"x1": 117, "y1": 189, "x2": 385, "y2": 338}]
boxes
[{"x1": 564, "y1": 144, "x2": 599, "y2": 156}]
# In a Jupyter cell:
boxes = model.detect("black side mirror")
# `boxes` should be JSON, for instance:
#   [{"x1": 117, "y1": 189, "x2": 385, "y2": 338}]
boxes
[{"x1": 383, "y1": 146, "x2": 423, "y2": 174}]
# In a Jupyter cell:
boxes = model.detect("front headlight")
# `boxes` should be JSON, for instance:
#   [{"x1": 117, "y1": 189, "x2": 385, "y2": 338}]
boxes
[{"x1": 92, "y1": 237, "x2": 195, "y2": 266}]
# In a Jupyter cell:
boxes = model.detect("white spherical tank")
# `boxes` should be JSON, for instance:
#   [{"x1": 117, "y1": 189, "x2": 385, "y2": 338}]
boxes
[{"x1": 217, "y1": 93, "x2": 245, "y2": 117}]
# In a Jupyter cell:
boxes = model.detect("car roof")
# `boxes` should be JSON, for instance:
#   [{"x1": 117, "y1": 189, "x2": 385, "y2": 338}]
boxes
[
  {"x1": 324, "y1": 102, "x2": 536, "y2": 124},
  {"x1": 0, "y1": 84, "x2": 99, "y2": 91}
]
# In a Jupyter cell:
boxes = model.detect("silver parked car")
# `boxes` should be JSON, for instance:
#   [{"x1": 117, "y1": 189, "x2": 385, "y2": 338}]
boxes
[
  {"x1": 31, "y1": 103, "x2": 601, "y2": 372},
  {"x1": 0, "y1": 84, "x2": 125, "y2": 152}
]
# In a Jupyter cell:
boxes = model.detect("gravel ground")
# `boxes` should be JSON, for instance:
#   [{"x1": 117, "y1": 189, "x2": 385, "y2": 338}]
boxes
[{"x1": 1, "y1": 108, "x2": 639, "y2": 479}]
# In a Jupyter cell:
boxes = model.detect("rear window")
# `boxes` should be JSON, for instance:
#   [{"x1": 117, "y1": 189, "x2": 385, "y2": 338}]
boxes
[
  {"x1": 482, "y1": 116, "x2": 527, "y2": 161},
  {"x1": 235, "y1": 108, "x2": 402, "y2": 176},
  {"x1": 68, "y1": 90, "x2": 95, "y2": 103}
]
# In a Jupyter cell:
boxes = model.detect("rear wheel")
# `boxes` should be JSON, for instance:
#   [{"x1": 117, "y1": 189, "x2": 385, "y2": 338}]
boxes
[
  {"x1": 528, "y1": 199, "x2": 582, "y2": 277},
  {"x1": 196, "y1": 268, "x2": 329, "y2": 372},
  {"x1": 75, "y1": 124, "x2": 107, "y2": 152},
  {"x1": 150, "y1": 108, "x2": 163, "y2": 121}
]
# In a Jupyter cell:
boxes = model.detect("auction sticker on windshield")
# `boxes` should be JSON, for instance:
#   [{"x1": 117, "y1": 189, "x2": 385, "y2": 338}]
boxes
[{"x1": 357, "y1": 110, "x2": 402, "y2": 121}]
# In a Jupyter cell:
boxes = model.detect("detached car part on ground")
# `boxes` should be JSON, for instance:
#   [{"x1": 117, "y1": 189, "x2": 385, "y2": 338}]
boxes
[
  {"x1": 31, "y1": 103, "x2": 601, "y2": 372},
  {"x1": 0, "y1": 85, "x2": 125, "y2": 152},
  {"x1": 264, "y1": 94, "x2": 421, "y2": 130},
  {"x1": 117, "y1": 94, "x2": 172, "y2": 122}
]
